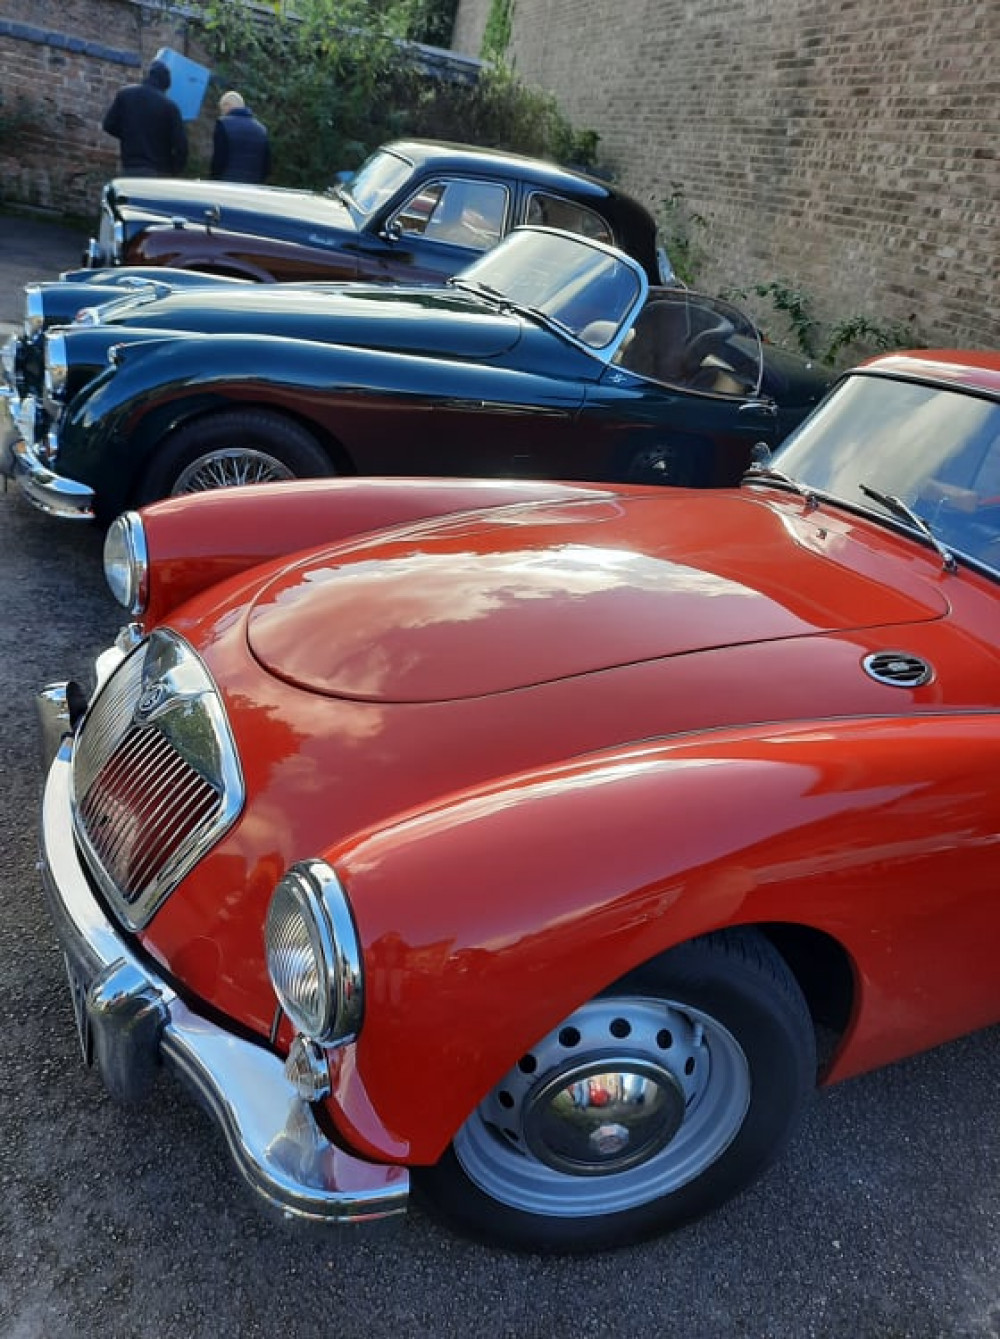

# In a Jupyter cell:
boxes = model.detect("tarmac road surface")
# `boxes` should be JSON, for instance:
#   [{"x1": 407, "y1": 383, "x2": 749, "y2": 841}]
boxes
[{"x1": 1, "y1": 210, "x2": 999, "y2": 1339}]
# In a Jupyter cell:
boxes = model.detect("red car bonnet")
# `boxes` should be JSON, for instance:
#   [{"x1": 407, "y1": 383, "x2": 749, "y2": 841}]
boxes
[{"x1": 244, "y1": 491, "x2": 948, "y2": 702}]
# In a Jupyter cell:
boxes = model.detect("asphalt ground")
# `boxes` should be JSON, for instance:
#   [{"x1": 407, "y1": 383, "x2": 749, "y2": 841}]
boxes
[{"x1": 1, "y1": 210, "x2": 999, "y2": 1338}]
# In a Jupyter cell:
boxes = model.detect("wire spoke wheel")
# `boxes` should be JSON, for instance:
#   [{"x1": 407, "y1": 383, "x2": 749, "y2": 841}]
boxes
[{"x1": 172, "y1": 447, "x2": 296, "y2": 494}]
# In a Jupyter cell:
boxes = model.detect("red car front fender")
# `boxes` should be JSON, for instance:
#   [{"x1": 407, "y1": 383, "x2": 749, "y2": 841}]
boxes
[{"x1": 317, "y1": 713, "x2": 1000, "y2": 1164}]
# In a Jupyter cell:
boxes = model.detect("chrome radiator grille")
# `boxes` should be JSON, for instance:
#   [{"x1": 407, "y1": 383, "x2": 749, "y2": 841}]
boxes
[{"x1": 72, "y1": 630, "x2": 244, "y2": 930}]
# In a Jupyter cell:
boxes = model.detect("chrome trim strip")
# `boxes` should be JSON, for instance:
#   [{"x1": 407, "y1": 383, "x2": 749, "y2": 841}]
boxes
[{"x1": 37, "y1": 723, "x2": 409, "y2": 1224}]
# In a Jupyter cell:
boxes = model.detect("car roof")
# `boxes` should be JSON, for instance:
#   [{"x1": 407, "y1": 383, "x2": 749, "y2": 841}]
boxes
[
  {"x1": 860, "y1": 350, "x2": 1000, "y2": 399},
  {"x1": 386, "y1": 138, "x2": 621, "y2": 202}
]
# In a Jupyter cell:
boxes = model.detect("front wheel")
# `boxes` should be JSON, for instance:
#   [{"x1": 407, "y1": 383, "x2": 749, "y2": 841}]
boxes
[
  {"x1": 416, "y1": 930, "x2": 815, "y2": 1252},
  {"x1": 135, "y1": 409, "x2": 334, "y2": 504}
]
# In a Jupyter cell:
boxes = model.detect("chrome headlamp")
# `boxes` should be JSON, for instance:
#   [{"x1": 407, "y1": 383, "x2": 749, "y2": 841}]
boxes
[
  {"x1": 266, "y1": 859, "x2": 363, "y2": 1045},
  {"x1": 103, "y1": 511, "x2": 149, "y2": 614},
  {"x1": 43, "y1": 331, "x2": 68, "y2": 400}
]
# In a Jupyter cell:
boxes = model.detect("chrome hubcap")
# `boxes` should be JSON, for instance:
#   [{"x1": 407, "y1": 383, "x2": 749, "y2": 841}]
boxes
[
  {"x1": 454, "y1": 995, "x2": 750, "y2": 1218},
  {"x1": 172, "y1": 447, "x2": 296, "y2": 494},
  {"x1": 523, "y1": 1056, "x2": 686, "y2": 1175}
]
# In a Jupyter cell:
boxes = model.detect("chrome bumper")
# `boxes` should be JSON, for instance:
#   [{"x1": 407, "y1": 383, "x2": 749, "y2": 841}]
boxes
[
  {"x1": 0, "y1": 390, "x2": 95, "y2": 520},
  {"x1": 36, "y1": 681, "x2": 409, "y2": 1225}
]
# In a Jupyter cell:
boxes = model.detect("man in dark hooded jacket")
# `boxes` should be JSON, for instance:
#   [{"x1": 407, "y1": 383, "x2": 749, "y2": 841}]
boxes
[
  {"x1": 210, "y1": 90, "x2": 271, "y2": 184},
  {"x1": 102, "y1": 59, "x2": 188, "y2": 177}
]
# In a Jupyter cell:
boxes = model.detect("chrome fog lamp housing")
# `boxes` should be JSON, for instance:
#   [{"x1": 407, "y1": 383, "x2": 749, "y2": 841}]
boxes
[
  {"x1": 43, "y1": 332, "x2": 68, "y2": 400},
  {"x1": 103, "y1": 511, "x2": 149, "y2": 614},
  {"x1": 25, "y1": 286, "x2": 45, "y2": 337},
  {"x1": 266, "y1": 859, "x2": 363, "y2": 1046}
]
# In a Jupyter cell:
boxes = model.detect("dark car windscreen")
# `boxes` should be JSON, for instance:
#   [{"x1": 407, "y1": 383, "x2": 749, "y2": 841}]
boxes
[
  {"x1": 344, "y1": 150, "x2": 414, "y2": 218},
  {"x1": 457, "y1": 229, "x2": 643, "y2": 346}
]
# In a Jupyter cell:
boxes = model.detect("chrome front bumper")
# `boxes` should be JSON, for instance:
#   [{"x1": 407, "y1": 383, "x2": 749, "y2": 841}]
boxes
[
  {"x1": 36, "y1": 681, "x2": 409, "y2": 1225},
  {"x1": 0, "y1": 390, "x2": 95, "y2": 519}
]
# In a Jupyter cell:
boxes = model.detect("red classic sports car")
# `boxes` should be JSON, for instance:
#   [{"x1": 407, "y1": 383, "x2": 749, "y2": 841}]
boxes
[{"x1": 36, "y1": 349, "x2": 1000, "y2": 1252}]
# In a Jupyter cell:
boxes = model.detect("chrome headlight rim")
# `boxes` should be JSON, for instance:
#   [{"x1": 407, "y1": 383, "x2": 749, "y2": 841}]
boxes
[
  {"x1": 43, "y1": 330, "x2": 68, "y2": 400},
  {"x1": 266, "y1": 859, "x2": 364, "y2": 1047},
  {"x1": 103, "y1": 510, "x2": 149, "y2": 615}
]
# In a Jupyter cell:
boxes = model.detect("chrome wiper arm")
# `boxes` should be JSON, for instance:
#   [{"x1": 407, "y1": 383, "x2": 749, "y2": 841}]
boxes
[
  {"x1": 858, "y1": 482, "x2": 957, "y2": 572},
  {"x1": 449, "y1": 278, "x2": 517, "y2": 314},
  {"x1": 743, "y1": 463, "x2": 819, "y2": 509}
]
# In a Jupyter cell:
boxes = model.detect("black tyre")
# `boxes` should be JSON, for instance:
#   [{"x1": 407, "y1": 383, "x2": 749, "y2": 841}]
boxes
[
  {"x1": 415, "y1": 929, "x2": 815, "y2": 1253},
  {"x1": 136, "y1": 409, "x2": 334, "y2": 504}
]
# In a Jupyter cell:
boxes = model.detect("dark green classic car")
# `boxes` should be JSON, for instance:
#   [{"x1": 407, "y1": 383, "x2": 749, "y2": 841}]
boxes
[{"x1": 2, "y1": 228, "x2": 831, "y2": 524}]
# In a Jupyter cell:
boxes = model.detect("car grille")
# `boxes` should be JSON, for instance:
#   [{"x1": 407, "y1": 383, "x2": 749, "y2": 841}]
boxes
[{"x1": 72, "y1": 630, "x2": 244, "y2": 930}]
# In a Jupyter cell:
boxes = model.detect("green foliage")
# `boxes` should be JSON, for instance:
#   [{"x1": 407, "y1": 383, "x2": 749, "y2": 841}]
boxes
[
  {"x1": 192, "y1": 0, "x2": 592, "y2": 185},
  {"x1": 656, "y1": 185, "x2": 707, "y2": 286},
  {"x1": 481, "y1": 0, "x2": 514, "y2": 61},
  {"x1": 742, "y1": 281, "x2": 818, "y2": 358},
  {"x1": 727, "y1": 278, "x2": 921, "y2": 368},
  {"x1": 368, "y1": 0, "x2": 459, "y2": 46},
  {"x1": 821, "y1": 313, "x2": 921, "y2": 365}
]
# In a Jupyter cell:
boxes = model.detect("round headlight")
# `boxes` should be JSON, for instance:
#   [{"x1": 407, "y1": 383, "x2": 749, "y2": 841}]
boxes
[
  {"x1": 266, "y1": 859, "x2": 363, "y2": 1045},
  {"x1": 103, "y1": 510, "x2": 149, "y2": 614}
]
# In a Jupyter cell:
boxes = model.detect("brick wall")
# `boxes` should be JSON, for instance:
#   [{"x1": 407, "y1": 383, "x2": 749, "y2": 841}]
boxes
[
  {"x1": 0, "y1": 0, "x2": 213, "y2": 220},
  {"x1": 453, "y1": 0, "x2": 1000, "y2": 352}
]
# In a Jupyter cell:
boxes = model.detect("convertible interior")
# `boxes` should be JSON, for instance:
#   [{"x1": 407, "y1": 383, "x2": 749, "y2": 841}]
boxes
[{"x1": 612, "y1": 295, "x2": 760, "y2": 396}]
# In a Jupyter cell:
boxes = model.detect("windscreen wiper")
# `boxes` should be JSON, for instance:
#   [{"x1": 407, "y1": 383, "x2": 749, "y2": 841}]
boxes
[
  {"x1": 858, "y1": 482, "x2": 957, "y2": 572},
  {"x1": 743, "y1": 463, "x2": 819, "y2": 509}
]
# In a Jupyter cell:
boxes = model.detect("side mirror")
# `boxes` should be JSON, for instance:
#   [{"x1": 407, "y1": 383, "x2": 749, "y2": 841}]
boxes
[
  {"x1": 750, "y1": 441, "x2": 773, "y2": 464},
  {"x1": 380, "y1": 220, "x2": 403, "y2": 244}
]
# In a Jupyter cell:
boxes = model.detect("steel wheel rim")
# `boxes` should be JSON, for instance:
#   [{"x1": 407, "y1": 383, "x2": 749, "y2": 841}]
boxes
[
  {"x1": 172, "y1": 447, "x2": 296, "y2": 495},
  {"x1": 453, "y1": 996, "x2": 750, "y2": 1218}
]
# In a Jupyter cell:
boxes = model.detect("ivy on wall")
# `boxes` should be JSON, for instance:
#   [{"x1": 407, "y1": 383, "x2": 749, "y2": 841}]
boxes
[{"x1": 481, "y1": 0, "x2": 513, "y2": 61}]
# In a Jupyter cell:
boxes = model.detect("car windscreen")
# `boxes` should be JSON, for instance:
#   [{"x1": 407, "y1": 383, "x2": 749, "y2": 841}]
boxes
[
  {"x1": 455, "y1": 229, "x2": 644, "y2": 347},
  {"x1": 771, "y1": 373, "x2": 1000, "y2": 567},
  {"x1": 344, "y1": 149, "x2": 414, "y2": 218}
]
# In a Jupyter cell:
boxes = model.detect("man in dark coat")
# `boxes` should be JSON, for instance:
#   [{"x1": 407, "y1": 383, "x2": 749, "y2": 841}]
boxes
[
  {"x1": 210, "y1": 91, "x2": 271, "y2": 184},
  {"x1": 102, "y1": 59, "x2": 188, "y2": 177}
]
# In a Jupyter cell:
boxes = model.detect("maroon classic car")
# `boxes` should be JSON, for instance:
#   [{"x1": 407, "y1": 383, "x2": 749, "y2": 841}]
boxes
[
  {"x1": 34, "y1": 350, "x2": 1000, "y2": 1252},
  {"x1": 83, "y1": 138, "x2": 674, "y2": 286}
]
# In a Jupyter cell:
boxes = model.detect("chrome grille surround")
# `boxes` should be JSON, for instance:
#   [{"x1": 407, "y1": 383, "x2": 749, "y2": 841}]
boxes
[{"x1": 71, "y1": 629, "x2": 244, "y2": 930}]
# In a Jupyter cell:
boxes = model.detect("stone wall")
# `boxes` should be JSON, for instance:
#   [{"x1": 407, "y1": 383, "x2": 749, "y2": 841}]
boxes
[
  {"x1": 453, "y1": 0, "x2": 1000, "y2": 352},
  {"x1": 0, "y1": 0, "x2": 213, "y2": 221}
]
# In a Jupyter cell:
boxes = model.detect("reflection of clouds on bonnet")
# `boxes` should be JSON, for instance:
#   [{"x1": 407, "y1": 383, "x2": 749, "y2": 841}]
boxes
[
  {"x1": 285, "y1": 545, "x2": 749, "y2": 630},
  {"x1": 250, "y1": 542, "x2": 761, "y2": 701}
]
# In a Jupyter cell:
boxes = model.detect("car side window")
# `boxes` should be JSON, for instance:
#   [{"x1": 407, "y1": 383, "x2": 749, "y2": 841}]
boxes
[
  {"x1": 394, "y1": 180, "x2": 508, "y2": 250},
  {"x1": 525, "y1": 192, "x2": 614, "y2": 245}
]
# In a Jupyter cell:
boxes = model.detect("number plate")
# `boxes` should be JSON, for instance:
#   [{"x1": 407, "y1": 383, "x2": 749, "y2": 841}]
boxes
[{"x1": 63, "y1": 953, "x2": 94, "y2": 1066}]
